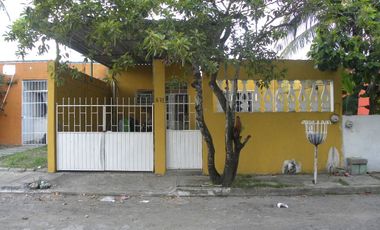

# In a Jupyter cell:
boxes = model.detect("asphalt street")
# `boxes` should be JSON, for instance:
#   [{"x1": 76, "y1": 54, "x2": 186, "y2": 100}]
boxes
[{"x1": 1, "y1": 193, "x2": 379, "y2": 230}]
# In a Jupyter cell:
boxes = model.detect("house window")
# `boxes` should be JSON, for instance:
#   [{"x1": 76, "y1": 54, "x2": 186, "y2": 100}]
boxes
[{"x1": 136, "y1": 90, "x2": 153, "y2": 105}]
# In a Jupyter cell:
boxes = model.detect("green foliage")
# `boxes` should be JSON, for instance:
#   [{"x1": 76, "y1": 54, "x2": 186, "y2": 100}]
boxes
[
  {"x1": 5, "y1": 0, "x2": 313, "y2": 78},
  {"x1": 0, "y1": 146, "x2": 47, "y2": 169},
  {"x1": 109, "y1": 53, "x2": 134, "y2": 77},
  {"x1": 342, "y1": 72, "x2": 357, "y2": 95},
  {"x1": 308, "y1": 0, "x2": 380, "y2": 114},
  {"x1": 232, "y1": 175, "x2": 292, "y2": 188}
]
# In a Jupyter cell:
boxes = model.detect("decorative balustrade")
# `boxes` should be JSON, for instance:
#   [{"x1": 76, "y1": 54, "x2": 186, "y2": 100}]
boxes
[{"x1": 216, "y1": 79, "x2": 334, "y2": 112}]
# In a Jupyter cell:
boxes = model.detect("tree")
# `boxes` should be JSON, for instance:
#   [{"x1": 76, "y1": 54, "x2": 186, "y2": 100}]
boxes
[
  {"x1": 308, "y1": 0, "x2": 380, "y2": 114},
  {"x1": 5, "y1": 0, "x2": 312, "y2": 186},
  {"x1": 276, "y1": 1, "x2": 320, "y2": 58}
]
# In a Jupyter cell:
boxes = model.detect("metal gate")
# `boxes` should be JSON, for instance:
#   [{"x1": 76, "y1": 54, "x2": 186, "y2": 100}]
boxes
[
  {"x1": 22, "y1": 80, "x2": 48, "y2": 145},
  {"x1": 166, "y1": 94, "x2": 202, "y2": 169},
  {"x1": 56, "y1": 98, "x2": 153, "y2": 171}
]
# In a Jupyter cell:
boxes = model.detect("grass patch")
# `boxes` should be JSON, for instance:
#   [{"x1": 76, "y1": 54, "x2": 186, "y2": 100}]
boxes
[
  {"x1": 0, "y1": 146, "x2": 47, "y2": 169},
  {"x1": 232, "y1": 175, "x2": 291, "y2": 188},
  {"x1": 337, "y1": 178, "x2": 350, "y2": 186}
]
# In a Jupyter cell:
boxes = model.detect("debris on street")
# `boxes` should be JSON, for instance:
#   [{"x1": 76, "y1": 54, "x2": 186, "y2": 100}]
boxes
[
  {"x1": 100, "y1": 196, "x2": 116, "y2": 203},
  {"x1": 119, "y1": 195, "x2": 130, "y2": 202},
  {"x1": 276, "y1": 203, "x2": 289, "y2": 208},
  {"x1": 27, "y1": 179, "x2": 51, "y2": 190}
]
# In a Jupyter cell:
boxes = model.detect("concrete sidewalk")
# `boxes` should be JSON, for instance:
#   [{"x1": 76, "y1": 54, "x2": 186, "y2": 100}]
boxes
[{"x1": 1, "y1": 170, "x2": 380, "y2": 197}]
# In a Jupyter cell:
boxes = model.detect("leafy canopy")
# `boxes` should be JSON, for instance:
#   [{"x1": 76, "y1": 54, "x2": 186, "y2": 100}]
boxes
[
  {"x1": 309, "y1": 0, "x2": 380, "y2": 83},
  {"x1": 308, "y1": 0, "x2": 380, "y2": 114},
  {"x1": 6, "y1": 0, "x2": 313, "y2": 77}
]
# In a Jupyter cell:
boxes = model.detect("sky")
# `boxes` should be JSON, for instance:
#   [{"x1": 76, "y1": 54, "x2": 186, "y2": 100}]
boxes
[
  {"x1": 0, "y1": 1, "x2": 309, "y2": 62},
  {"x1": 0, "y1": 0, "x2": 84, "y2": 62}
]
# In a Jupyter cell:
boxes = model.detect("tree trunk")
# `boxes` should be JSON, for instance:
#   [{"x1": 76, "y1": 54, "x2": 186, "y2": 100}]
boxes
[
  {"x1": 191, "y1": 65, "x2": 222, "y2": 185},
  {"x1": 222, "y1": 78, "x2": 237, "y2": 187},
  {"x1": 192, "y1": 65, "x2": 251, "y2": 187}
]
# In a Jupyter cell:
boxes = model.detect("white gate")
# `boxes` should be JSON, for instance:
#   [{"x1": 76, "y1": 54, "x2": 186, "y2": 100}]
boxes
[
  {"x1": 22, "y1": 80, "x2": 48, "y2": 145},
  {"x1": 166, "y1": 94, "x2": 202, "y2": 169},
  {"x1": 56, "y1": 98, "x2": 153, "y2": 171}
]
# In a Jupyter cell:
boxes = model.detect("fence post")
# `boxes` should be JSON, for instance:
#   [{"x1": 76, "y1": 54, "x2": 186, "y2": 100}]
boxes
[{"x1": 102, "y1": 105, "x2": 106, "y2": 132}]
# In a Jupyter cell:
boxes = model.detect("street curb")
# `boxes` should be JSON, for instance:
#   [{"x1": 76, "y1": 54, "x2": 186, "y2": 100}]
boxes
[
  {"x1": 0, "y1": 167, "x2": 47, "y2": 173},
  {"x1": 0, "y1": 186, "x2": 177, "y2": 198},
  {"x1": 175, "y1": 185, "x2": 380, "y2": 197},
  {"x1": 2, "y1": 185, "x2": 380, "y2": 197},
  {"x1": 0, "y1": 190, "x2": 174, "y2": 198}
]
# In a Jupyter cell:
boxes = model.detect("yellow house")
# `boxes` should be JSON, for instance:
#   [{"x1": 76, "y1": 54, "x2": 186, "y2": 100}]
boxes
[{"x1": 47, "y1": 59, "x2": 343, "y2": 175}]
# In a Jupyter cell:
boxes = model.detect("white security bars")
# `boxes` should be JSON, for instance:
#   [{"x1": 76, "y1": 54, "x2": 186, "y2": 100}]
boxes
[
  {"x1": 57, "y1": 97, "x2": 153, "y2": 133},
  {"x1": 22, "y1": 80, "x2": 48, "y2": 145},
  {"x1": 166, "y1": 94, "x2": 198, "y2": 130},
  {"x1": 216, "y1": 80, "x2": 334, "y2": 112}
]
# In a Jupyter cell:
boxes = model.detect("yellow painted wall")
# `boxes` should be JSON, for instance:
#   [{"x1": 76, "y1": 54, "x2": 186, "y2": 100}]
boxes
[
  {"x1": 116, "y1": 64, "x2": 194, "y2": 99},
  {"x1": 115, "y1": 60, "x2": 342, "y2": 174},
  {"x1": 202, "y1": 60, "x2": 342, "y2": 174},
  {"x1": 70, "y1": 63, "x2": 109, "y2": 79},
  {"x1": 55, "y1": 72, "x2": 111, "y2": 101},
  {"x1": 116, "y1": 65, "x2": 153, "y2": 98}
]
